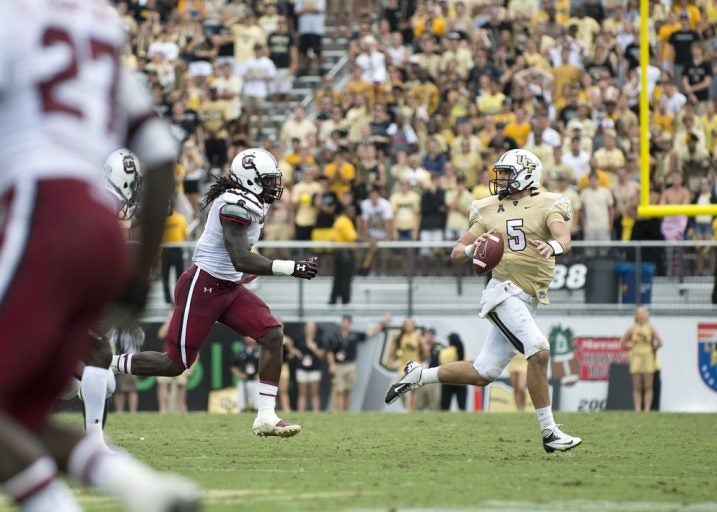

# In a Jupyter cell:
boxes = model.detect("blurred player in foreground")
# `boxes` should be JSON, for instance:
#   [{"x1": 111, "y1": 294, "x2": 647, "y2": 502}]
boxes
[
  {"x1": 59, "y1": 149, "x2": 143, "y2": 447},
  {"x1": 113, "y1": 147, "x2": 318, "y2": 437},
  {"x1": 385, "y1": 149, "x2": 582, "y2": 453},
  {"x1": 0, "y1": 1, "x2": 200, "y2": 510}
]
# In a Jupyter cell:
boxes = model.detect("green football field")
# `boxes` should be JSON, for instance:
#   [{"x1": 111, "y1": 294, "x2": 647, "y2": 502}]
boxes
[{"x1": 2, "y1": 412, "x2": 716, "y2": 512}]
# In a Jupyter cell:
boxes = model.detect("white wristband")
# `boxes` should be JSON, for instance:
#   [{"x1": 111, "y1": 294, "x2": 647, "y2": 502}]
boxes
[
  {"x1": 464, "y1": 243, "x2": 476, "y2": 258},
  {"x1": 271, "y1": 260, "x2": 295, "y2": 276},
  {"x1": 547, "y1": 240, "x2": 564, "y2": 256}
]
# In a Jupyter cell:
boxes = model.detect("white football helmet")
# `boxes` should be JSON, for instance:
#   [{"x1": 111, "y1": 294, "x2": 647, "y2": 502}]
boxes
[
  {"x1": 229, "y1": 148, "x2": 283, "y2": 203},
  {"x1": 104, "y1": 148, "x2": 141, "y2": 219},
  {"x1": 490, "y1": 149, "x2": 543, "y2": 199}
]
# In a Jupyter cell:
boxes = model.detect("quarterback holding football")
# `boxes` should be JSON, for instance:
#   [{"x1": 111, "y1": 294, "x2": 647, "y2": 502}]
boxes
[{"x1": 386, "y1": 149, "x2": 582, "y2": 453}]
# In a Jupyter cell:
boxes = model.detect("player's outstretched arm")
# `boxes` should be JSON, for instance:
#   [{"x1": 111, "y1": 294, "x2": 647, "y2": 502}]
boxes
[
  {"x1": 451, "y1": 231, "x2": 478, "y2": 264},
  {"x1": 221, "y1": 218, "x2": 318, "y2": 279}
]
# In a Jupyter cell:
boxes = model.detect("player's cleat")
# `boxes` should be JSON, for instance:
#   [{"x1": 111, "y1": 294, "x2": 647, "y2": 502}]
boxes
[
  {"x1": 384, "y1": 360, "x2": 424, "y2": 405},
  {"x1": 252, "y1": 417, "x2": 302, "y2": 438},
  {"x1": 127, "y1": 473, "x2": 201, "y2": 512},
  {"x1": 542, "y1": 425, "x2": 582, "y2": 453}
]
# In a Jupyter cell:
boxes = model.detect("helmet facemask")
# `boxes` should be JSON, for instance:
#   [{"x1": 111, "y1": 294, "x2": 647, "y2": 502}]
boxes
[
  {"x1": 490, "y1": 166, "x2": 521, "y2": 200},
  {"x1": 259, "y1": 172, "x2": 283, "y2": 204}
]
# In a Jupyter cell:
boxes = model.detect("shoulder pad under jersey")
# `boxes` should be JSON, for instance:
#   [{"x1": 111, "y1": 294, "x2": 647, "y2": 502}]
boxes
[{"x1": 219, "y1": 190, "x2": 264, "y2": 225}]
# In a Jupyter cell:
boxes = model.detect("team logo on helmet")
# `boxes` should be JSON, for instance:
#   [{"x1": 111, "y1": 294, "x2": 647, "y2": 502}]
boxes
[
  {"x1": 242, "y1": 154, "x2": 257, "y2": 171},
  {"x1": 123, "y1": 155, "x2": 137, "y2": 174}
]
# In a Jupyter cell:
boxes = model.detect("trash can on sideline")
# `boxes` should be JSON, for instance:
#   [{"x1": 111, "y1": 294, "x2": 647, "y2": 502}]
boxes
[
  {"x1": 615, "y1": 262, "x2": 656, "y2": 304},
  {"x1": 584, "y1": 258, "x2": 618, "y2": 303}
]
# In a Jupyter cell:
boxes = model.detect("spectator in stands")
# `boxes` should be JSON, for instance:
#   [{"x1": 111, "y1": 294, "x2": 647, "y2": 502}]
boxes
[
  {"x1": 324, "y1": 147, "x2": 357, "y2": 199},
  {"x1": 592, "y1": 129, "x2": 626, "y2": 186},
  {"x1": 257, "y1": 1, "x2": 280, "y2": 34},
  {"x1": 611, "y1": 164, "x2": 641, "y2": 241},
  {"x1": 267, "y1": 15, "x2": 299, "y2": 114},
  {"x1": 660, "y1": 170, "x2": 692, "y2": 276},
  {"x1": 668, "y1": 12, "x2": 699, "y2": 87},
  {"x1": 199, "y1": 85, "x2": 231, "y2": 169},
  {"x1": 312, "y1": 175, "x2": 338, "y2": 264},
  {"x1": 386, "y1": 112, "x2": 420, "y2": 158},
  {"x1": 679, "y1": 133, "x2": 713, "y2": 192},
  {"x1": 280, "y1": 106, "x2": 317, "y2": 150},
  {"x1": 211, "y1": 61, "x2": 243, "y2": 124},
  {"x1": 295, "y1": 0, "x2": 326, "y2": 74},
  {"x1": 291, "y1": 163, "x2": 323, "y2": 241},
  {"x1": 445, "y1": 175, "x2": 472, "y2": 274},
  {"x1": 580, "y1": 171, "x2": 615, "y2": 258},
  {"x1": 358, "y1": 185, "x2": 395, "y2": 276},
  {"x1": 161, "y1": 198, "x2": 189, "y2": 304},
  {"x1": 232, "y1": 9, "x2": 267, "y2": 65},
  {"x1": 356, "y1": 35, "x2": 388, "y2": 87},
  {"x1": 328, "y1": 196, "x2": 358, "y2": 304},
  {"x1": 452, "y1": 138, "x2": 483, "y2": 188},
  {"x1": 421, "y1": 137, "x2": 448, "y2": 175},
  {"x1": 418, "y1": 173, "x2": 447, "y2": 276},
  {"x1": 561, "y1": 135, "x2": 592, "y2": 187},
  {"x1": 295, "y1": 320, "x2": 326, "y2": 412},
  {"x1": 620, "y1": 306, "x2": 663, "y2": 412},
  {"x1": 689, "y1": 178, "x2": 717, "y2": 276},
  {"x1": 238, "y1": 43, "x2": 276, "y2": 141}
]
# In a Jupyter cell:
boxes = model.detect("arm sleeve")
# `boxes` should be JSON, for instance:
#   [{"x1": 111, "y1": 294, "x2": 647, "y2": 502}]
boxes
[{"x1": 546, "y1": 195, "x2": 573, "y2": 225}]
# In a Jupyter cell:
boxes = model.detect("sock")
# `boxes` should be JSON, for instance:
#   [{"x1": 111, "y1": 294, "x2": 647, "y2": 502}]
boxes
[
  {"x1": 68, "y1": 435, "x2": 154, "y2": 500},
  {"x1": 536, "y1": 406, "x2": 556, "y2": 433},
  {"x1": 81, "y1": 366, "x2": 108, "y2": 436},
  {"x1": 420, "y1": 367, "x2": 440, "y2": 384},
  {"x1": 257, "y1": 380, "x2": 278, "y2": 418},
  {"x1": 3, "y1": 457, "x2": 80, "y2": 512},
  {"x1": 112, "y1": 354, "x2": 132, "y2": 374}
]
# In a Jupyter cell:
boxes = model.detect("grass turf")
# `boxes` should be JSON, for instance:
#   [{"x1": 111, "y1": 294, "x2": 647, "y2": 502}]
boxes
[{"x1": 2, "y1": 412, "x2": 716, "y2": 511}]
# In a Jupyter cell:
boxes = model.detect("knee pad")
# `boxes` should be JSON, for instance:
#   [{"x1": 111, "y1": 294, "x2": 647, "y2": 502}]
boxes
[{"x1": 474, "y1": 361, "x2": 500, "y2": 382}]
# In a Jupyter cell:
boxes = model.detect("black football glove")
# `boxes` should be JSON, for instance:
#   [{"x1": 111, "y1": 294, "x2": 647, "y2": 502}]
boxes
[{"x1": 292, "y1": 256, "x2": 318, "y2": 279}]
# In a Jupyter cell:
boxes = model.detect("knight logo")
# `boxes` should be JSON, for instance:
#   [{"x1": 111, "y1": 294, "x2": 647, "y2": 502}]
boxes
[{"x1": 697, "y1": 323, "x2": 717, "y2": 392}]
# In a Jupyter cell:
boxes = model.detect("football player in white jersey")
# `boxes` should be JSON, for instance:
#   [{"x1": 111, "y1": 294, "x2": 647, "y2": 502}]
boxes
[
  {"x1": 113, "y1": 147, "x2": 318, "y2": 437},
  {"x1": 0, "y1": 1, "x2": 200, "y2": 511},
  {"x1": 385, "y1": 149, "x2": 582, "y2": 453},
  {"x1": 59, "y1": 149, "x2": 143, "y2": 448}
]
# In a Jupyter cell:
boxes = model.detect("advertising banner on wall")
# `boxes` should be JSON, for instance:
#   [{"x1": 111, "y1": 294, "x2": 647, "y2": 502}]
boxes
[{"x1": 61, "y1": 314, "x2": 716, "y2": 414}]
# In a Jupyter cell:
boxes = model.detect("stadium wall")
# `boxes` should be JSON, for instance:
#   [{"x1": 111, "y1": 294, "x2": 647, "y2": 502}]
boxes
[{"x1": 79, "y1": 315, "x2": 716, "y2": 414}]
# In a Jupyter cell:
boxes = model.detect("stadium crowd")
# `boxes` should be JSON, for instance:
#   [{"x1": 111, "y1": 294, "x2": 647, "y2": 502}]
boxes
[{"x1": 117, "y1": 0, "x2": 717, "y2": 281}]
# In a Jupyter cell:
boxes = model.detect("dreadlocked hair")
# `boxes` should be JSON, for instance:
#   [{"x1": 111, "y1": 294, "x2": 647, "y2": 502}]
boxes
[{"x1": 201, "y1": 173, "x2": 242, "y2": 210}]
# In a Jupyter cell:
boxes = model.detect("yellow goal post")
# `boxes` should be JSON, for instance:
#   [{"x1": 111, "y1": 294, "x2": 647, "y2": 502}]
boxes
[{"x1": 637, "y1": 0, "x2": 717, "y2": 217}]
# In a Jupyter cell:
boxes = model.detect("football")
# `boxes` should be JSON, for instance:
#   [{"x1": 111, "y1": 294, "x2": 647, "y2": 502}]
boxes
[{"x1": 473, "y1": 231, "x2": 504, "y2": 274}]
